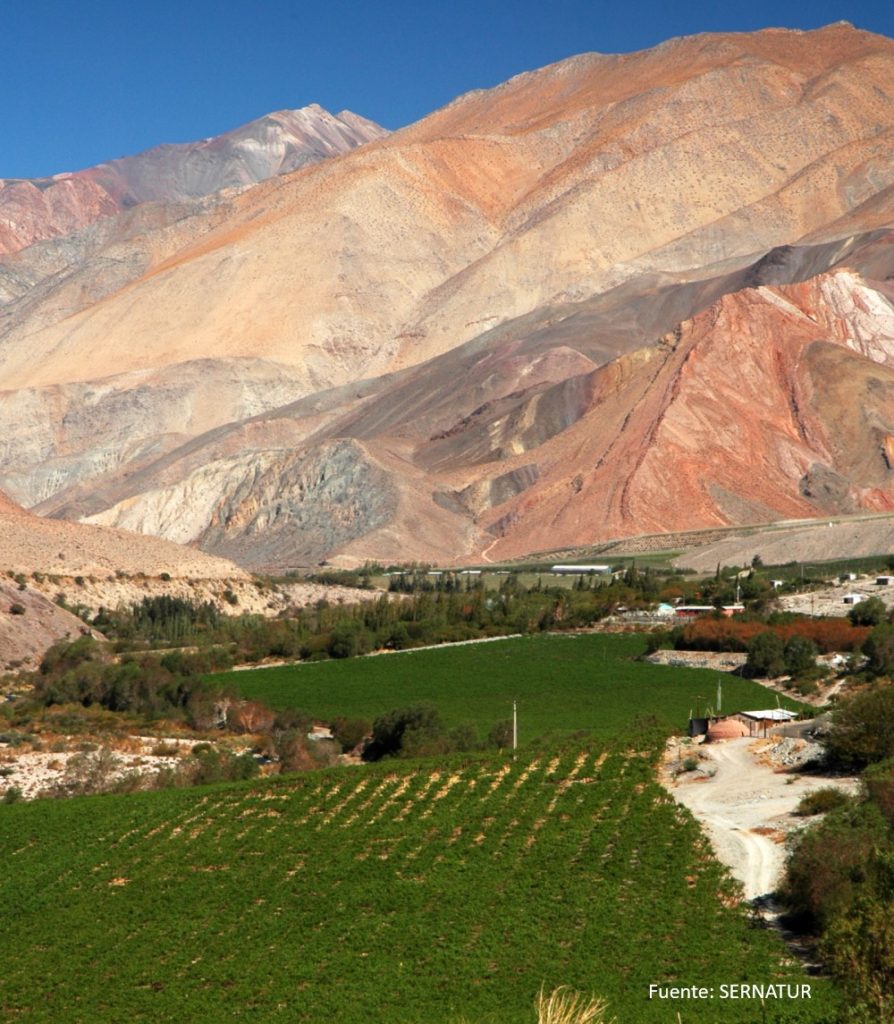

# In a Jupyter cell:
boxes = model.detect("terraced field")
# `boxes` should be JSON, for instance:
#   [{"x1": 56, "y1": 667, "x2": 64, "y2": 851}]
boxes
[
  {"x1": 222, "y1": 633, "x2": 804, "y2": 741},
  {"x1": 0, "y1": 735, "x2": 835, "y2": 1023}
]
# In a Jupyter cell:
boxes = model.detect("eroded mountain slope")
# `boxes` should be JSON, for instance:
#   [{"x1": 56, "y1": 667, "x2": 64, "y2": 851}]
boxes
[
  {"x1": 3, "y1": 24, "x2": 894, "y2": 566},
  {"x1": 68, "y1": 236, "x2": 894, "y2": 567}
]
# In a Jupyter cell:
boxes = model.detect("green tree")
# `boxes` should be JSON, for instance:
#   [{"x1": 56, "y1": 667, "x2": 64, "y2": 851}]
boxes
[
  {"x1": 825, "y1": 685, "x2": 894, "y2": 766},
  {"x1": 849, "y1": 596, "x2": 888, "y2": 628},
  {"x1": 487, "y1": 719, "x2": 513, "y2": 749},
  {"x1": 331, "y1": 717, "x2": 371, "y2": 753},
  {"x1": 365, "y1": 703, "x2": 445, "y2": 760},
  {"x1": 744, "y1": 630, "x2": 785, "y2": 678},
  {"x1": 784, "y1": 634, "x2": 818, "y2": 677},
  {"x1": 864, "y1": 624, "x2": 894, "y2": 678}
]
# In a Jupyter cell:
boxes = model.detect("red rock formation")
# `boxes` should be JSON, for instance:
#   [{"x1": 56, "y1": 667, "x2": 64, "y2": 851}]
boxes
[{"x1": 475, "y1": 266, "x2": 894, "y2": 560}]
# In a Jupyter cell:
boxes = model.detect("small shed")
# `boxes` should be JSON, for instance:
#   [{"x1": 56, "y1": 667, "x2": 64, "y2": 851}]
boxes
[
  {"x1": 307, "y1": 725, "x2": 334, "y2": 742},
  {"x1": 843, "y1": 593, "x2": 865, "y2": 605},
  {"x1": 550, "y1": 564, "x2": 611, "y2": 575},
  {"x1": 876, "y1": 576, "x2": 894, "y2": 586},
  {"x1": 674, "y1": 605, "x2": 715, "y2": 618},
  {"x1": 734, "y1": 709, "x2": 798, "y2": 737},
  {"x1": 839, "y1": 572, "x2": 858, "y2": 583}
]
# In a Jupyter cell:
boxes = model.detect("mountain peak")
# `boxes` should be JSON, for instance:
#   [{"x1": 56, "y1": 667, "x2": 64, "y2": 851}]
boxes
[{"x1": 0, "y1": 103, "x2": 388, "y2": 256}]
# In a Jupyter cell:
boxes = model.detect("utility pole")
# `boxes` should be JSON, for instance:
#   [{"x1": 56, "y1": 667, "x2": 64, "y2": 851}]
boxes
[{"x1": 512, "y1": 700, "x2": 518, "y2": 759}]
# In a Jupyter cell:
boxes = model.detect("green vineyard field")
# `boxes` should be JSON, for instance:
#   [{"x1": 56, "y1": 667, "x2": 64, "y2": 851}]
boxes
[
  {"x1": 0, "y1": 736, "x2": 834, "y2": 1023},
  {"x1": 221, "y1": 633, "x2": 805, "y2": 742}
]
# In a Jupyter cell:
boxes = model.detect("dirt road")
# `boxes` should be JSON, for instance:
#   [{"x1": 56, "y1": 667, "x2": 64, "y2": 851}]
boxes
[{"x1": 667, "y1": 737, "x2": 857, "y2": 901}]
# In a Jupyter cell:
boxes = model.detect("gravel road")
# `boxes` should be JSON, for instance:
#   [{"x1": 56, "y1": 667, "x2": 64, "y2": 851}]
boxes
[{"x1": 667, "y1": 737, "x2": 857, "y2": 900}]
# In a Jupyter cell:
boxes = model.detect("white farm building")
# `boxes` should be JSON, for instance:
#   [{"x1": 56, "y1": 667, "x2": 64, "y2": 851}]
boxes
[{"x1": 550, "y1": 564, "x2": 612, "y2": 575}]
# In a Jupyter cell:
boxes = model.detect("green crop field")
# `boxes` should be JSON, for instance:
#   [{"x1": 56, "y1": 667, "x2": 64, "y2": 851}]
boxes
[
  {"x1": 221, "y1": 633, "x2": 806, "y2": 742},
  {"x1": 0, "y1": 736, "x2": 835, "y2": 1023}
]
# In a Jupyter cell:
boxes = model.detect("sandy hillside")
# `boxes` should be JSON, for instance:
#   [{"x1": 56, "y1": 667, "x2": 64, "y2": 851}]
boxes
[
  {"x1": 0, "y1": 489, "x2": 247, "y2": 578},
  {"x1": 675, "y1": 514, "x2": 894, "y2": 572}
]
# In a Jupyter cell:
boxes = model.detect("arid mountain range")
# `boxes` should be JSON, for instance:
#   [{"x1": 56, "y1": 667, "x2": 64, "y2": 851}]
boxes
[{"x1": 2, "y1": 22, "x2": 894, "y2": 570}]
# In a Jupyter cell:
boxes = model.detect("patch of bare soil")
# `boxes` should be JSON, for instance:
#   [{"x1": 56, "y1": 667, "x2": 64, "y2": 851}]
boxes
[
  {"x1": 646, "y1": 650, "x2": 747, "y2": 672},
  {"x1": 776, "y1": 577, "x2": 894, "y2": 618},
  {"x1": 0, "y1": 736, "x2": 200, "y2": 800}
]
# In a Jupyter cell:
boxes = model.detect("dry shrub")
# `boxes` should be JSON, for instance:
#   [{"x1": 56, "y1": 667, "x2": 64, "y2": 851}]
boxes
[
  {"x1": 452, "y1": 986, "x2": 612, "y2": 1024},
  {"x1": 536, "y1": 986, "x2": 614, "y2": 1024},
  {"x1": 682, "y1": 616, "x2": 869, "y2": 654},
  {"x1": 227, "y1": 700, "x2": 276, "y2": 735},
  {"x1": 151, "y1": 741, "x2": 181, "y2": 757}
]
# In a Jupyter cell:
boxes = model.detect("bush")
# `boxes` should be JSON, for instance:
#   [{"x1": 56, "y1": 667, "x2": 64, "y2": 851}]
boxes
[
  {"x1": 273, "y1": 729, "x2": 314, "y2": 773},
  {"x1": 864, "y1": 759, "x2": 894, "y2": 825},
  {"x1": 8, "y1": 603, "x2": 25, "y2": 616},
  {"x1": 825, "y1": 685, "x2": 894, "y2": 767},
  {"x1": 784, "y1": 635, "x2": 818, "y2": 677},
  {"x1": 226, "y1": 700, "x2": 275, "y2": 735},
  {"x1": 781, "y1": 802, "x2": 886, "y2": 929},
  {"x1": 189, "y1": 747, "x2": 257, "y2": 784},
  {"x1": 644, "y1": 630, "x2": 672, "y2": 654},
  {"x1": 863, "y1": 624, "x2": 894, "y2": 678},
  {"x1": 331, "y1": 717, "x2": 371, "y2": 753},
  {"x1": 327, "y1": 623, "x2": 372, "y2": 660},
  {"x1": 2, "y1": 786, "x2": 22, "y2": 804},
  {"x1": 744, "y1": 631, "x2": 785, "y2": 678},
  {"x1": 795, "y1": 787, "x2": 851, "y2": 816},
  {"x1": 365, "y1": 703, "x2": 445, "y2": 761},
  {"x1": 821, "y1": 895, "x2": 894, "y2": 1024},
  {"x1": 849, "y1": 596, "x2": 888, "y2": 627},
  {"x1": 794, "y1": 677, "x2": 820, "y2": 696},
  {"x1": 45, "y1": 749, "x2": 123, "y2": 797},
  {"x1": 781, "y1": 757, "x2": 894, "y2": 1020},
  {"x1": 487, "y1": 719, "x2": 513, "y2": 750},
  {"x1": 151, "y1": 741, "x2": 181, "y2": 757}
]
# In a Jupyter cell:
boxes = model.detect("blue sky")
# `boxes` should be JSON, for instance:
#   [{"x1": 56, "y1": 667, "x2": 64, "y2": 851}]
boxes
[{"x1": 5, "y1": 0, "x2": 894, "y2": 178}]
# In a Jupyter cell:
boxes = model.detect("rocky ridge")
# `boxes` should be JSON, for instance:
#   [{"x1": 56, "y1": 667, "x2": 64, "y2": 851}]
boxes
[{"x1": 0, "y1": 105, "x2": 387, "y2": 256}]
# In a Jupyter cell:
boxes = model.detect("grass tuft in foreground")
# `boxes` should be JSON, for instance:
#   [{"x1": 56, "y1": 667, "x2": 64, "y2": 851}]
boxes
[{"x1": 536, "y1": 986, "x2": 614, "y2": 1024}]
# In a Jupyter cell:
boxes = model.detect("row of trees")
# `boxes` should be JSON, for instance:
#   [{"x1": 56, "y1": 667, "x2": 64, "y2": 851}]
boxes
[
  {"x1": 782, "y1": 687, "x2": 894, "y2": 1021},
  {"x1": 85, "y1": 580, "x2": 650, "y2": 666},
  {"x1": 27, "y1": 634, "x2": 510, "y2": 769},
  {"x1": 743, "y1": 623, "x2": 894, "y2": 682}
]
